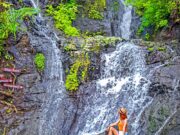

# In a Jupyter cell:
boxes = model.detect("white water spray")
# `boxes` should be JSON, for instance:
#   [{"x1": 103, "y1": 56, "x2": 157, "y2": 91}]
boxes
[
  {"x1": 29, "y1": 0, "x2": 65, "y2": 135},
  {"x1": 120, "y1": 0, "x2": 132, "y2": 39},
  {"x1": 78, "y1": 43, "x2": 152, "y2": 135}
]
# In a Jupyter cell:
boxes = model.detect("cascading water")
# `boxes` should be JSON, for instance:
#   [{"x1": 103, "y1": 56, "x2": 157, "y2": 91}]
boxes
[
  {"x1": 119, "y1": 0, "x2": 132, "y2": 39},
  {"x1": 76, "y1": 42, "x2": 152, "y2": 135},
  {"x1": 5, "y1": 0, "x2": 180, "y2": 135},
  {"x1": 73, "y1": 0, "x2": 152, "y2": 134},
  {"x1": 28, "y1": 0, "x2": 66, "y2": 134}
]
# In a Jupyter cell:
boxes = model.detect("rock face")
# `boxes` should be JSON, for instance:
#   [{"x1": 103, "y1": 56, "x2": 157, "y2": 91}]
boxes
[
  {"x1": 139, "y1": 41, "x2": 180, "y2": 135},
  {"x1": 0, "y1": 34, "x2": 41, "y2": 134},
  {"x1": 2, "y1": 0, "x2": 180, "y2": 135},
  {"x1": 74, "y1": 0, "x2": 139, "y2": 38}
]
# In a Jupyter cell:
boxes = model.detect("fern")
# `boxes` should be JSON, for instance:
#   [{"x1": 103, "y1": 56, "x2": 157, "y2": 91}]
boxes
[
  {"x1": 46, "y1": 0, "x2": 79, "y2": 36},
  {"x1": 0, "y1": 2, "x2": 38, "y2": 44}
]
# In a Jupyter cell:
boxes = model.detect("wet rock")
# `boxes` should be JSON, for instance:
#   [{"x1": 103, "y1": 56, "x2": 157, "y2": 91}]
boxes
[
  {"x1": 156, "y1": 24, "x2": 180, "y2": 41},
  {"x1": 74, "y1": 0, "x2": 138, "y2": 37},
  {"x1": 160, "y1": 109, "x2": 180, "y2": 135},
  {"x1": 144, "y1": 46, "x2": 180, "y2": 135},
  {"x1": 140, "y1": 80, "x2": 180, "y2": 135},
  {"x1": 150, "y1": 64, "x2": 180, "y2": 88},
  {"x1": 17, "y1": 73, "x2": 41, "y2": 88},
  {"x1": 0, "y1": 33, "x2": 42, "y2": 134},
  {"x1": 74, "y1": 18, "x2": 111, "y2": 35},
  {"x1": 146, "y1": 50, "x2": 171, "y2": 64}
]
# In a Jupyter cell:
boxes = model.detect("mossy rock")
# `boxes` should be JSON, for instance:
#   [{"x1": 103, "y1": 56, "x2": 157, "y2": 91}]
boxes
[{"x1": 148, "y1": 115, "x2": 158, "y2": 133}]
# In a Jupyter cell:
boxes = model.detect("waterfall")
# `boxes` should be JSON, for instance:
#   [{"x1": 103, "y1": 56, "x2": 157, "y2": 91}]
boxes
[
  {"x1": 77, "y1": 42, "x2": 152, "y2": 135},
  {"x1": 29, "y1": 0, "x2": 66, "y2": 134},
  {"x1": 120, "y1": 0, "x2": 132, "y2": 39}
]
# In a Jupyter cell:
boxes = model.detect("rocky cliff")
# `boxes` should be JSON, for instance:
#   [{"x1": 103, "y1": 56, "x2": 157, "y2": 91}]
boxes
[{"x1": 0, "y1": 0, "x2": 180, "y2": 135}]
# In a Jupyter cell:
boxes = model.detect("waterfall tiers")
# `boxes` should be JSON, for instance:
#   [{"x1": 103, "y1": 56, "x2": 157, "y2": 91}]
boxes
[{"x1": 1, "y1": 0, "x2": 180, "y2": 135}]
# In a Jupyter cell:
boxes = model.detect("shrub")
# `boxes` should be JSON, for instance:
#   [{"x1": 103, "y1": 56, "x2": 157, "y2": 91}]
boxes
[
  {"x1": 88, "y1": 4, "x2": 103, "y2": 20},
  {"x1": 126, "y1": 0, "x2": 179, "y2": 34},
  {"x1": 34, "y1": 53, "x2": 45, "y2": 72},
  {"x1": 65, "y1": 53, "x2": 90, "y2": 91},
  {"x1": 0, "y1": 1, "x2": 38, "y2": 44},
  {"x1": 46, "y1": 0, "x2": 79, "y2": 36},
  {"x1": 86, "y1": 0, "x2": 106, "y2": 20}
]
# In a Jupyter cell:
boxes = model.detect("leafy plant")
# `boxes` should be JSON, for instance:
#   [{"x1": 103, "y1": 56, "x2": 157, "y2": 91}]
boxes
[
  {"x1": 157, "y1": 47, "x2": 166, "y2": 52},
  {"x1": 0, "y1": 45, "x2": 5, "y2": 57},
  {"x1": 87, "y1": 0, "x2": 106, "y2": 20},
  {"x1": 147, "y1": 47, "x2": 154, "y2": 52},
  {"x1": 88, "y1": 4, "x2": 103, "y2": 20},
  {"x1": 46, "y1": 0, "x2": 79, "y2": 36},
  {"x1": 65, "y1": 53, "x2": 90, "y2": 91},
  {"x1": 0, "y1": 1, "x2": 38, "y2": 44},
  {"x1": 4, "y1": 53, "x2": 13, "y2": 60},
  {"x1": 126, "y1": 0, "x2": 179, "y2": 35},
  {"x1": 34, "y1": 53, "x2": 45, "y2": 72},
  {"x1": 145, "y1": 33, "x2": 150, "y2": 40},
  {"x1": 111, "y1": 1, "x2": 120, "y2": 12}
]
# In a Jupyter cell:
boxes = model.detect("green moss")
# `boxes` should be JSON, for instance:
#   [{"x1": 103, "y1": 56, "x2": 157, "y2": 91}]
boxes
[
  {"x1": 145, "y1": 33, "x2": 150, "y2": 40},
  {"x1": 65, "y1": 36, "x2": 122, "y2": 91},
  {"x1": 0, "y1": 45, "x2": 5, "y2": 57},
  {"x1": 159, "y1": 107, "x2": 170, "y2": 117},
  {"x1": 65, "y1": 60, "x2": 80, "y2": 91},
  {"x1": 157, "y1": 47, "x2": 166, "y2": 52},
  {"x1": 34, "y1": 53, "x2": 45, "y2": 72},
  {"x1": 148, "y1": 115, "x2": 157, "y2": 132},
  {"x1": 111, "y1": 1, "x2": 120, "y2": 12},
  {"x1": 46, "y1": 0, "x2": 79, "y2": 36},
  {"x1": 65, "y1": 52, "x2": 90, "y2": 91},
  {"x1": 64, "y1": 42, "x2": 77, "y2": 52},
  {"x1": 83, "y1": 31, "x2": 105, "y2": 37},
  {"x1": 0, "y1": 45, "x2": 14, "y2": 61},
  {"x1": 77, "y1": 36, "x2": 122, "y2": 53},
  {"x1": 80, "y1": 0, "x2": 106, "y2": 20},
  {"x1": 4, "y1": 53, "x2": 13, "y2": 61},
  {"x1": 147, "y1": 47, "x2": 154, "y2": 52},
  {"x1": 88, "y1": 4, "x2": 103, "y2": 20}
]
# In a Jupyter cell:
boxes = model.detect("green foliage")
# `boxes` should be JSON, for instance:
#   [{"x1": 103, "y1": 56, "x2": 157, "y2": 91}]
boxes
[
  {"x1": 83, "y1": 36, "x2": 122, "y2": 53},
  {"x1": 65, "y1": 36, "x2": 122, "y2": 91},
  {"x1": 81, "y1": 0, "x2": 106, "y2": 20},
  {"x1": 126, "y1": 0, "x2": 179, "y2": 34},
  {"x1": 82, "y1": 30, "x2": 106, "y2": 37},
  {"x1": 0, "y1": 45, "x2": 14, "y2": 60},
  {"x1": 64, "y1": 42, "x2": 77, "y2": 51},
  {"x1": 65, "y1": 53, "x2": 90, "y2": 91},
  {"x1": 111, "y1": 1, "x2": 120, "y2": 12},
  {"x1": 4, "y1": 53, "x2": 13, "y2": 60},
  {"x1": 145, "y1": 33, "x2": 150, "y2": 40},
  {"x1": 157, "y1": 47, "x2": 166, "y2": 52},
  {"x1": 88, "y1": 5, "x2": 103, "y2": 20},
  {"x1": 0, "y1": 2, "x2": 38, "y2": 44},
  {"x1": 147, "y1": 47, "x2": 154, "y2": 52},
  {"x1": 34, "y1": 53, "x2": 45, "y2": 72},
  {"x1": 65, "y1": 61, "x2": 79, "y2": 91},
  {"x1": 148, "y1": 115, "x2": 157, "y2": 132},
  {"x1": 0, "y1": 45, "x2": 5, "y2": 57},
  {"x1": 46, "y1": 0, "x2": 79, "y2": 36}
]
